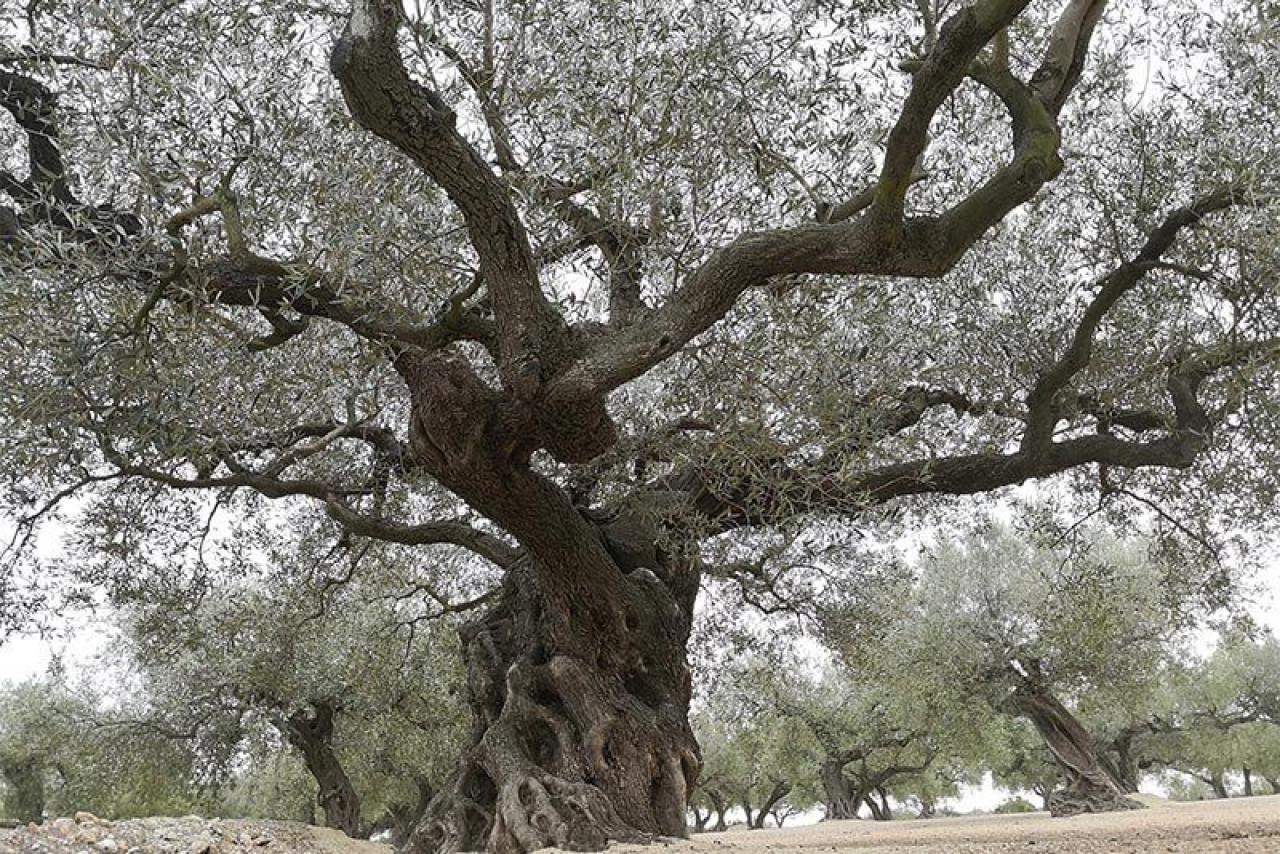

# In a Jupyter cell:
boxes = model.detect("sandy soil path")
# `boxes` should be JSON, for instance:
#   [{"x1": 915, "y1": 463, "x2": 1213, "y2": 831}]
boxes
[{"x1": 616, "y1": 795, "x2": 1280, "y2": 854}]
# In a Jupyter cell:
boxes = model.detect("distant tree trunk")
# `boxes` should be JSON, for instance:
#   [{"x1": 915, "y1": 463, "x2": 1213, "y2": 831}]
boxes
[
  {"x1": 1008, "y1": 678, "x2": 1143, "y2": 817},
  {"x1": 1243, "y1": 767, "x2": 1253, "y2": 797},
  {"x1": 740, "y1": 792, "x2": 755, "y2": 829},
  {"x1": 1033, "y1": 783, "x2": 1050, "y2": 811},
  {"x1": 0, "y1": 758, "x2": 44, "y2": 824},
  {"x1": 690, "y1": 804, "x2": 709, "y2": 832},
  {"x1": 918, "y1": 795, "x2": 936, "y2": 818},
  {"x1": 282, "y1": 700, "x2": 363, "y2": 838},
  {"x1": 707, "y1": 790, "x2": 728, "y2": 832},
  {"x1": 862, "y1": 794, "x2": 884, "y2": 821},
  {"x1": 751, "y1": 781, "x2": 791, "y2": 829},
  {"x1": 820, "y1": 760, "x2": 860, "y2": 820},
  {"x1": 1210, "y1": 771, "x2": 1229, "y2": 799},
  {"x1": 1265, "y1": 776, "x2": 1280, "y2": 796},
  {"x1": 875, "y1": 787, "x2": 893, "y2": 821}
]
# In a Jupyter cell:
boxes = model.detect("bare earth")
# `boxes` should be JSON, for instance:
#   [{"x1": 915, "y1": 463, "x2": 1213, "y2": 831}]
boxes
[
  {"x1": 618, "y1": 796, "x2": 1280, "y2": 854},
  {"x1": 4, "y1": 798, "x2": 1280, "y2": 853}
]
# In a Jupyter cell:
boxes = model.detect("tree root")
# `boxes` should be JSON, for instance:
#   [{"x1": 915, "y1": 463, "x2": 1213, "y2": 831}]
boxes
[{"x1": 1047, "y1": 786, "x2": 1145, "y2": 817}]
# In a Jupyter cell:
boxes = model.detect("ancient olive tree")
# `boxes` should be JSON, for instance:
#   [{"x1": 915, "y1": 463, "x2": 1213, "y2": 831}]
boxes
[
  {"x1": 877, "y1": 519, "x2": 1218, "y2": 815},
  {"x1": 1, "y1": 0, "x2": 1279, "y2": 850}
]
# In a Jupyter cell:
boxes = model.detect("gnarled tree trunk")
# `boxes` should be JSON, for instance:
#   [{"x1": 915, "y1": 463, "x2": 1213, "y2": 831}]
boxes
[
  {"x1": 410, "y1": 557, "x2": 699, "y2": 853},
  {"x1": 1009, "y1": 680, "x2": 1143, "y2": 817},
  {"x1": 820, "y1": 760, "x2": 860, "y2": 820},
  {"x1": 283, "y1": 701, "x2": 363, "y2": 838},
  {"x1": 399, "y1": 353, "x2": 702, "y2": 853}
]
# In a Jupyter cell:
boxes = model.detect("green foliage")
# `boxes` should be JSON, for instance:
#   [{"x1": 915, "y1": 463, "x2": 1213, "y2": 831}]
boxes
[
  {"x1": 874, "y1": 517, "x2": 1207, "y2": 721},
  {"x1": 217, "y1": 745, "x2": 317, "y2": 824},
  {"x1": 1141, "y1": 633, "x2": 1280, "y2": 792},
  {"x1": 0, "y1": 678, "x2": 206, "y2": 822},
  {"x1": 692, "y1": 656, "x2": 825, "y2": 824},
  {"x1": 117, "y1": 556, "x2": 471, "y2": 831},
  {"x1": 993, "y1": 797, "x2": 1038, "y2": 814}
]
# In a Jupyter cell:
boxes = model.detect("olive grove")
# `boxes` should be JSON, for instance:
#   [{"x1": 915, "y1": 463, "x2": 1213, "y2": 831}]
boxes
[{"x1": 1, "y1": 0, "x2": 1279, "y2": 851}]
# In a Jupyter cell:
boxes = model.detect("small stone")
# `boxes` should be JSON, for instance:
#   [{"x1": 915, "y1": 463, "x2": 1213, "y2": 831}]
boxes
[
  {"x1": 50, "y1": 818, "x2": 76, "y2": 837},
  {"x1": 76, "y1": 825, "x2": 105, "y2": 844},
  {"x1": 95, "y1": 839, "x2": 119, "y2": 852}
]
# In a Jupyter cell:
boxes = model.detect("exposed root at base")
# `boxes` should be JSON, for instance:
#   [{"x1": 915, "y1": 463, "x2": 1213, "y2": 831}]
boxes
[
  {"x1": 492, "y1": 771, "x2": 653, "y2": 853},
  {"x1": 1048, "y1": 787, "x2": 1146, "y2": 817}
]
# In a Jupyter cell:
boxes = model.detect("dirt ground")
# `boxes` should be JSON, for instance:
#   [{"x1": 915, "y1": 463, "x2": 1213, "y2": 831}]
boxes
[
  {"x1": 621, "y1": 795, "x2": 1280, "y2": 854},
  {"x1": 4, "y1": 797, "x2": 1279, "y2": 853}
]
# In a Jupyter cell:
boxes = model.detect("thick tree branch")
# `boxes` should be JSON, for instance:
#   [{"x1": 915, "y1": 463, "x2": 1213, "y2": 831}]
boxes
[
  {"x1": 1031, "y1": 0, "x2": 1108, "y2": 112},
  {"x1": 873, "y1": 0, "x2": 1032, "y2": 222},
  {"x1": 665, "y1": 341, "x2": 1265, "y2": 533},
  {"x1": 194, "y1": 257, "x2": 494, "y2": 352},
  {"x1": 331, "y1": 0, "x2": 568, "y2": 395},
  {"x1": 547, "y1": 193, "x2": 647, "y2": 327},
  {"x1": 1022, "y1": 188, "x2": 1247, "y2": 453},
  {"x1": 0, "y1": 69, "x2": 139, "y2": 241}
]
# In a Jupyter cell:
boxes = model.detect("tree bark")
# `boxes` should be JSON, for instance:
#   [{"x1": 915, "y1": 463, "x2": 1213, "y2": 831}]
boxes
[
  {"x1": 410, "y1": 559, "x2": 699, "y2": 852},
  {"x1": 388, "y1": 777, "x2": 437, "y2": 848},
  {"x1": 1009, "y1": 680, "x2": 1144, "y2": 817},
  {"x1": 875, "y1": 787, "x2": 893, "y2": 821},
  {"x1": 739, "y1": 794, "x2": 754, "y2": 830},
  {"x1": 282, "y1": 701, "x2": 363, "y2": 839},
  {"x1": 1243, "y1": 767, "x2": 1253, "y2": 797},
  {"x1": 1105, "y1": 731, "x2": 1142, "y2": 793},
  {"x1": 690, "y1": 804, "x2": 708, "y2": 832},
  {"x1": 1033, "y1": 783, "x2": 1050, "y2": 811},
  {"x1": 1210, "y1": 771, "x2": 1229, "y2": 799},
  {"x1": 820, "y1": 760, "x2": 860, "y2": 820}
]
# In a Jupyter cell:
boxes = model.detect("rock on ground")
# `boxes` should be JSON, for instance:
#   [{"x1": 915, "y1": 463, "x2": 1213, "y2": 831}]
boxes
[{"x1": 0, "y1": 813, "x2": 392, "y2": 854}]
